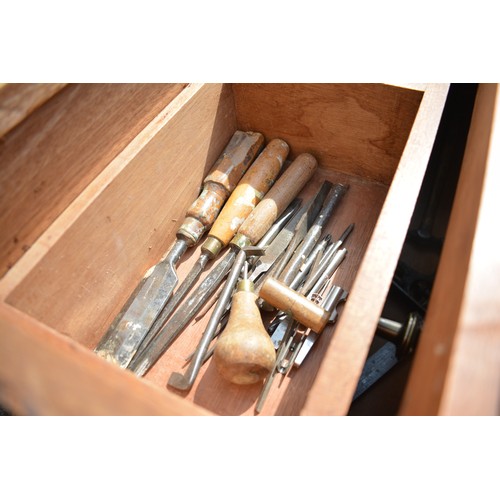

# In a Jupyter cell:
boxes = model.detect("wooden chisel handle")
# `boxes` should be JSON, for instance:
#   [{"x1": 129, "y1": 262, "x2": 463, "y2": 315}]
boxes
[
  {"x1": 231, "y1": 153, "x2": 318, "y2": 249},
  {"x1": 202, "y1": 138, "x2": 290, "y2": 258},
  {"x1": 177, "y1": 130, "x2": 264, "y2": 246}
]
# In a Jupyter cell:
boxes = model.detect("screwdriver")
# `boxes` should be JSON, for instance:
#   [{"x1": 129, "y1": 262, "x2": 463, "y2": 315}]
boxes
[
  {"x1": 140, "y1": 138, "x2": 290, "y2": 349},
  {"x1": 129, "y1": 153, "x2": 319, "y2": 376},
  {"x1": 94, "y1": 130, "x2": 264, "y2": 368}
]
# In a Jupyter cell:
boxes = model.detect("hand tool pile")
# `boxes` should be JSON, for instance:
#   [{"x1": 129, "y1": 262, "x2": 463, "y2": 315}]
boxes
[{"x1": 95, "y1": 130, "x2": 355, "y2": 413}]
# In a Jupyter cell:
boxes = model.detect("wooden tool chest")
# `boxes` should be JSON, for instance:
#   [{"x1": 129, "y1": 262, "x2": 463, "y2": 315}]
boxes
[{"x1": 0, "y1": 82, "x2": 497, "y2": 415}]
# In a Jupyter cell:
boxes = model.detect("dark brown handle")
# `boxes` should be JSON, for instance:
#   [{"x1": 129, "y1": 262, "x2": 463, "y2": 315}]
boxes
[
  {"x1": 231, "y1": 153, "x2": 318, "y2": 248},
  {"x1": 177, "y1": 131, "x2": 264, "y2": 246}
]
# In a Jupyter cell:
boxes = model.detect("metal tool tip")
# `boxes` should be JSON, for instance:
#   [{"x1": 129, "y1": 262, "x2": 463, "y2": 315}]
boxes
[{"x1": 167, "y1": 372, "x2": 192, "y2": 391}]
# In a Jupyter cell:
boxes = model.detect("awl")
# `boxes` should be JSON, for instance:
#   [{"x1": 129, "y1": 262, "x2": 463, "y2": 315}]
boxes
[
  {"x1": 141, "y1": 138, "x2": 290, "y2": 346},
  {"x1": 129, "y1": 152, "x2": 319, "y2": 376},
  {"x1": 94, "y1": 130, "x2": 264, "y2": 368}
]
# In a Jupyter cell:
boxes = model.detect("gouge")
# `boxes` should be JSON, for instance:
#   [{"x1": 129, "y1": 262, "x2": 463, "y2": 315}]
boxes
[
  {"x1": 141, "y1": 139, "x2": 290, "y2": 348},
  {"x1": 94, "y1": 130, "x2": 264, "y2": 368},
  {"x1": 129, "y1": 153, "x2": 318, "y2": 376}
]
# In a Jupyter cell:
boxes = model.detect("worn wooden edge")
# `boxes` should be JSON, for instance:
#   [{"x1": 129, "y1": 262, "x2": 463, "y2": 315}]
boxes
[
  {"x1": 301, "y1": 83, "x2": 450, "y2": 416},
  {"x1": 0, "y1": 302, "x2": 212, "y2": 415},
  {"x1": 0, "y1": 83, "x2": 205, "y2": 301},
  {"x1": 0, "y1": 83, "x2": 67, "y2": 138},
  {"x1": 400, "y1": 84, "x2": 500, "y2": 416},
  {"x1": 384, "y1": 83, "x2": 429, "y2": 92}
]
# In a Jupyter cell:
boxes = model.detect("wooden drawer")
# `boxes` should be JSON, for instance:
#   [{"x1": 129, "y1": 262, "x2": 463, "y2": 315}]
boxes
[{"x1": 0, "y1": 83, "x2": 449, "y2": 415}]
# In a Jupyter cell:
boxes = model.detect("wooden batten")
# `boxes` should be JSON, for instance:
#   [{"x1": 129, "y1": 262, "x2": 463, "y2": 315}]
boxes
[
  {"x1": 301, "y1": 84, "x2": 449, "y2": 416},
  {"x1": 400, "y1": 83, "x2": 500, "y2": 416}
]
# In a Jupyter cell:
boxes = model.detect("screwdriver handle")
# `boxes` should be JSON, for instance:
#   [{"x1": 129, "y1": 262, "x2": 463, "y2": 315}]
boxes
[
  {"x1": 202, "y1": 138, "x2": 289, "y2": 258},
  {"x1": 231, "y1": 153, "x2": 318, "y2": 249},
  {"x1": 177, "y1": 130, "x2": 264, "y2": 246}
]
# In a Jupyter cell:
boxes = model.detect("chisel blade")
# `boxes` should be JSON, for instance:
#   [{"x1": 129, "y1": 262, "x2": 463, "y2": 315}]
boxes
[
  {"x1": 129, "y1": 249, "x2": 237, "y2": 376},
  {"x1": 94, "y1": 238, "x2": 188, "y2": 368}
]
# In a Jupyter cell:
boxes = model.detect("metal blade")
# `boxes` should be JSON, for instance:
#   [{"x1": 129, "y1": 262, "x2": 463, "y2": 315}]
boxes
[
  {"x1": 139, "y1": 252, "x2": 211, "y2": 356},
  {"x1": 248, "y1": 183, "x2": 330, "y2": 283},
  {"x1": 94, "y1": 238, "x2": 188, "y2": 368},
  {"x1": 352, "y1": 342, "x2": 399, "y2": 400},
  {"x1": 270, "y1": 181, "x2": 332, "y2": 281},
  {"x1": 168, "y1": 250, "x2": 248, "y2": 391},
  {"x1": 129, "y1": 249, "x2": 237, "y2": 376},
  {"x1": 279, "y1": 183, "x2": 348, "y2": 286}
]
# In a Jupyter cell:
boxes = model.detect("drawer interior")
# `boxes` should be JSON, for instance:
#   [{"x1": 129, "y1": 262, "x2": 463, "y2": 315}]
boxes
[{"x1": 1, "y1": 83, "x2": 440, "y2": 415}]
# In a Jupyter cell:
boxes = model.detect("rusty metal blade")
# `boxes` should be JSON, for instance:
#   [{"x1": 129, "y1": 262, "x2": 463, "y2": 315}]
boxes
[{"x1": 94, "y1": 238, "x2": 188, "y2": 368}]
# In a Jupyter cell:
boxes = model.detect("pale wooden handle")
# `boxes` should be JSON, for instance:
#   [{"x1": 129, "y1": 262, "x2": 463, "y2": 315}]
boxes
[
  {"x1": 259, "y1": 276, "x2": 331, "y2": 332},
  {"x1": 177, "y1": 130, "x2": 264, "y2": 245},
  {"x1": 207, "y1": 139, "x2": 289, "y2": 246},
  {"x1": 236, "y1": 153, "x2": 318, "y2": 245}
]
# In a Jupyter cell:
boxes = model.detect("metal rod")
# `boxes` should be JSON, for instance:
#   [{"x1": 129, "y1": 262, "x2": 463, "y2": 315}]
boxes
[{"x1": 167, "y1": 250, "x2": 248, "y2": 391}]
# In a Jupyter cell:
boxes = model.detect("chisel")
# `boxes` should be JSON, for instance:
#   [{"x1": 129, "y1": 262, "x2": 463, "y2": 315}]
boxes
[
  {"x1": 140, "y1": 138, "x2": 290, "y2": 348},
  {"x1": 129, "y1": 153, "x2": 319, "y2": 376},
  {"x1": 94, "y1": 130, "x2": 264, "y2": 368}
]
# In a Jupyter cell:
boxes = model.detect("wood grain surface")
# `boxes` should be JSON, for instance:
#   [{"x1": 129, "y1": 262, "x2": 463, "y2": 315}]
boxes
[
  {"x1": 0, "y1": 83, "x2": 67, "y2": 138},
  {"x1": 0, "y1": 83, "x2": 187, "y2": 278},
  {"x1": 301, "y1": 84, "x2": 449, "y2": 415},
  {"x1": 232, "y1": 83, "x2": 423, "y2": 183},
  {"x1": 5, "y1": 84, "x2": 237, "y2": 349},
  {"x1": 0, "y1": 302, "x2": 211, "y2": 415},
  {"x1": 400, "y1": 84, "x2": 500, "y2": 416}
]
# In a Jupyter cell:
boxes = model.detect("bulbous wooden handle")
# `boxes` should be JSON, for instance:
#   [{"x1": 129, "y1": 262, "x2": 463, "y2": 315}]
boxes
[
  {"x1": 213, "y1": 289, "x2": 276, "y2": 385},
  {"x1": 177, "y1": 131, "x2": 264, "y2": 246},
  {"x1": 204, "y1": 139, "x2": 289, "y2": 252},
  {"x1": 234, "y1": 153, "x2": 318, "y2": 246}
]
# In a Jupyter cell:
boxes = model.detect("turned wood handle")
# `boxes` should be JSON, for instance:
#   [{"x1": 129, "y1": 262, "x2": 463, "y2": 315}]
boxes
[
  {"x1": 206, "y1": 139, "x2": 289, "y2": 249},
  {"x1": 214, "y1": 288, "x2": 276, "y2": 385},
  {"x1": 233, "y1": 153, "x2": 318, "y2": 247},
  {"x1": 177, "y1": 130, "x2": 264, "y2": 246},
  {"x1": 259, "y1": 276, "x2": 331, "y2": 333}
]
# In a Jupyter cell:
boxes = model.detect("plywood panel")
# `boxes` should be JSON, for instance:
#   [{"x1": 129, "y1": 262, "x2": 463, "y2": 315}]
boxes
[
  {"x1": 0, "y1": 302, "x2": 210, "y2": 415},
  {"x1": 6, "y1": 84, "x2": 237, "y2": 349},
  {"x1": 0, "y1": 83, "x2": 187, "y2": 278},
  {"x1": 233, "y1": 83, "x2": 423, "y2": 184}
]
